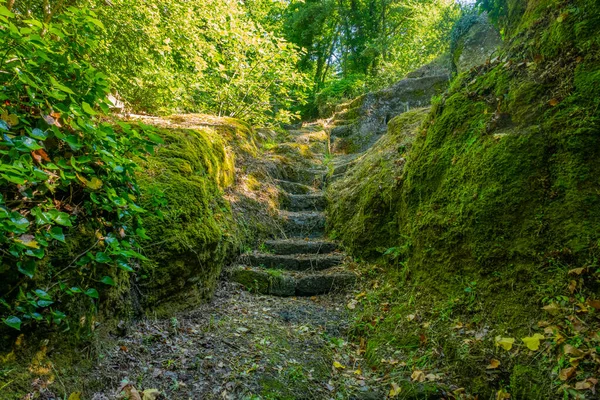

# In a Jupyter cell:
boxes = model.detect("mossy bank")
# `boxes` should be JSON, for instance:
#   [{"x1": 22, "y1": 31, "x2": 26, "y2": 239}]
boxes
[
  {"x1": 0, "y1": 115, "x2": 283, "y2": 398},
  {"x1": 328, "y1": 0, "x2": 600, "y2": 398}
]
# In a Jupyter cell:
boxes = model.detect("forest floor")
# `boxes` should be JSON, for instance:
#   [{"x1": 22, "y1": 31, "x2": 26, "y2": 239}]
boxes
[
  {"x1": 78, "y1": 121, "x2": 386, "y2": 400},
  {"x1": 84, "y1": 282, "x2": 384, "y2": 400}
]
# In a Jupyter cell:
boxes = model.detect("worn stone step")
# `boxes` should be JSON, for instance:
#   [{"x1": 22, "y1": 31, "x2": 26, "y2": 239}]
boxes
[
  {"x1": 330, "y1": 125, "x2": 353, "y2": 138},
  {"x1": 327, "y1": 173, "x2": 344, "y2": 183},
  {"x1": 331, "y1": 119, "x2": 354, "y2": 127},
  {"x1": 263, "y1": 239, "x2": 339, "y2": 255},
  {"x1": 243, "y1": 252, "x2": 344, "y2": 271},
  {"x1": 296, "y1": 273, "x2": 356, "y2": 296},
  {"x1": 227, "y1": 265, "x2": 356, "y2": 296},
  {"x1": 285, "y1": 193, "x2": 327, "y2": 211},
  {"x1": 280, "y1": 166, "x2": 327, "y2": 186},
  {"x1": 275, "y1": 179, "x2": 317, "y2": 195},
  {"x1": 281, "y1": 210, "x2": 326, "y2": 237}
]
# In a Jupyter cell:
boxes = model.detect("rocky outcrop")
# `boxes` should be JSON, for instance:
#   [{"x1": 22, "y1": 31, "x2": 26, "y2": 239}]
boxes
[
  {"x1": 452, "y1": 14, "x2": 503, "y2": 74},
  {"x1": 328, "y1": 14, "x2": 502, "y2": 154},
  {"x1": 328, "y1": 57, "x2": 451, "y2": 153}
]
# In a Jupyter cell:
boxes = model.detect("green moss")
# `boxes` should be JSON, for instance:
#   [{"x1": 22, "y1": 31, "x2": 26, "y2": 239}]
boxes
[
  {"x1": 510, "y1": 365, "x2": 550, "y2": 399},
  {"x1": 327, "y1": 108, "x2": 429, "y2": 258},
  {"x1": 331, "y1": 1, "x2": 600, "y2": 397},
  {"x1": 135, "y1": 126, "x2": 238, "y2": 315}
]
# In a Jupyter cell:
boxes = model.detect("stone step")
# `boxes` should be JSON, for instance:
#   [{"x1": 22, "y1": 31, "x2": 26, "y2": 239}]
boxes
[
  {"x1": 263, "y1": 239, "x2": 339, "y2": 255},
  {"x1": 275, "y1": 179, "x2": 318, "y2": 195},
  {"x1": 330, "y1": 119, "x2": 353, "y2": 127},
  {"x1": 280, "y1": 167, "x2": 327, "y2": 186},
  {"x1": 243, "y1": 252, "x2": 344, "y2": 271},
  {"x1": 285, "y1": 193, "x2": 327, "y2": 211},
  {"x1": 280, "y1": 210, "x2": 325, "y2": 237},
  {"x1": 227, "y1": 265, "x2": 356, "y2": 297},
  {"x1": 330, "y1": 125, "x2": 353, "y2": 138},
  {"x1": 327, "y1": 173, "x2": 344, "y2": 183}
]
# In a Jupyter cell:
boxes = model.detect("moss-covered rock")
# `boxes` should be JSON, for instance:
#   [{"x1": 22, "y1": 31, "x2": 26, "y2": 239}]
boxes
[
  {"x1": 135, "y1": 126, "x2": 237, "y2": 315},
  {"x1": 329, "y1": 1, "x2": 600, "y2": 397},
  {"x1": 328, "y1": 108, "x2": 429, "y2": 257}
]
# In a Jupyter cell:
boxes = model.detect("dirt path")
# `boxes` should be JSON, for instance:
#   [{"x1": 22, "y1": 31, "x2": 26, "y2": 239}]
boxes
[
  {"x1": 86, "y1": 282, "x2": 382, "y2": 400},
  {"x1": 83, "y1": 123, "x2": 383, "y2": 400}
]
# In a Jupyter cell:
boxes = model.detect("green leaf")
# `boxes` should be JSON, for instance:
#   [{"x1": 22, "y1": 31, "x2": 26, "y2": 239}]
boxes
[
  {"x1": 84, "y1": 288, "x2": 99, "y2": 299},
  {"x1": 3, "y1": 316, "x2": 21, "y2": 330},
  {"x1": 117, "y1": 262, "x2": 134, "y2": 272},
  {"x1": 94, "y1": 252, "x2": 111, "y2": 263},
  {"x1": 49, "y1": 226, "x2": 65, "y2": 242},
  {"x1": 81, "y1": 102, "x2": 97, "y2": 116},
  {"x1": 16, "y1": 137, "x2": 42, "y2": 151},
  {"x1": 17, "y1": 260, "x2": 36, "y2": 278},
  {"x1": 30, "y1": 128, "x2": 48, "y2": 140},
  {"x1": 99, "y1": 276, "x2": 115, "y2": 286},
  {"x1": 34, "y1": 289, "x2": 51, "y2": 300},
  {"x1": 70, "y1": 287, "x2": 83, "y2": 293},
  {"x1": 147, "y1": 133, "x2": 165, "y2": 144},
  {"x1": 53, "y1": 212, "x2": 72, "y2": 226}
]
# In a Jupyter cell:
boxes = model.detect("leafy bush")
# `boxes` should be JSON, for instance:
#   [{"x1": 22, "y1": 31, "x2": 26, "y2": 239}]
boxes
[
  {"x1": 0, "y1": 4, "x2": 159, "y2": 331},
  {"x1": 315, "y1": 74, "x2": 367, "y2": 117}
]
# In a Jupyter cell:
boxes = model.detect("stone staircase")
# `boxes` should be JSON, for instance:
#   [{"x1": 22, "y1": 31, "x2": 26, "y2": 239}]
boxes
[{"x1": 227, "y1": 125, "x2": 356, "y2": 297}]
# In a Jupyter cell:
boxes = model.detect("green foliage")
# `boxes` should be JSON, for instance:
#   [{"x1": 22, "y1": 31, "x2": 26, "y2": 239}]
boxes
[
  {"x1": 0, "y1": 3, "x2": 158, "y2": 330},
  {"x1": 92, "y1": 0, "x2": 308, "y2": 124},
  {"x1": 315, "y1": 74, "x2": 367, "y2": 117},
  {"x1": 283, "y1": 0, "x2": 460, "y2": 117}
]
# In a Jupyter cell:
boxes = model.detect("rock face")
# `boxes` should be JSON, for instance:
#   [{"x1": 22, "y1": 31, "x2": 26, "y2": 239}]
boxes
[
  {"x1": 328, "y1": 15, "x2": 502, "y2": 154},
  {"x1": 452, "y1": 14, "x2": 503, "y2": 74},
  {"x1": 329, "y1": 57, "x2": 451, "y2": 153}
]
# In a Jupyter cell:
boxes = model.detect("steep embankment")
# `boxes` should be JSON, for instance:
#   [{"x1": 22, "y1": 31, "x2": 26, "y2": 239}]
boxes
[
  {"x1": 328, "y1": 1, "x2": 600, "y2": 398},
  {"x1": 0, "y1": 115, "x2": 285, "y2": 397}
]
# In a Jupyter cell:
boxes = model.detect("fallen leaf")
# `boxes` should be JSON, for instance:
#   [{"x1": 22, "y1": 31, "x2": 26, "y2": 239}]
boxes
[
  {"x1": 389, "y1": 382, "x2": 402, "y2": 397},
  {"x1": 568, "y1": 280, "x2": 577, "y2": 294},
  {"x1": 568, "y1": 267, "x2": 585, "y2": 275},
  {"x1": 495, "y1": 336, "x2": 515, "y2": 351},
  {"x1": 121, "y1": 384, "x2": 142, "y2": 400},
  {"x1": 142, "y1": 389, "x2": 161, "y2": 400},
  {"x1": 521, "y1": 333, "x2": 545, "y2": 351},
  {"x1": 575, "y1": 380, "x2": 592, "y2": 390},
  {"x1": 586, "y1": 299, "x2": 600, "y2": 309},
  {"x1": 354, "y1": 368, "x2": 362, "y2": 375},
  {"x1": 333, "y1": 361, "x2": 345, "y2": 370},
  {"x1": 406, "y1": 314, "x2": 416, "y2": 321},
  {"x1": 31, "y1": 149, "x2": 50, "y2": 163},
  {"x1": 542, "y1": 302, "x2": 561, "y2": 315},
  {"x1": 496, "y1": 389, "x2": 511, "y2": 399},
  {"x1": 356, "y1": 292, "x2": 366, "y2": 299},
  {"x1": 347, "y1": 300, "x2": 357, "y2": 310},
  {"x1": 425, "y1": 373, "x2": 439, "y2": 381},
  {"x1": 411, "y1": 370, "x2": 425, "y2": 382},
  {"x1": 559, "y1": 367, "x2": 576, "y2": 381},
  {"x1": 549, "y1": 98, "x2": 559, "y2": 107},
  {"x1": 487, "y1": 359, "x2": 501, "y2": 369},
  {"x1": 563, "y1": 344, "x2": 584, "y2": 357},
  {"x1": 68, "y1": 393, "x2": 81, "y2": 400}
]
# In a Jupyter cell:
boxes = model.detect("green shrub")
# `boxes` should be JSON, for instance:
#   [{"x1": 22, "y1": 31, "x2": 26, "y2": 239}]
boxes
[{"x1": 0, "y1": 4, "x2": 159, "y2": 331}]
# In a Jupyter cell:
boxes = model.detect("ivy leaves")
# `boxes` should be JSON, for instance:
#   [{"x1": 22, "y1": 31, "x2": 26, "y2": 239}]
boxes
[{"x1": 0, "y1": 6, "x2": 159, "y2": 330}]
